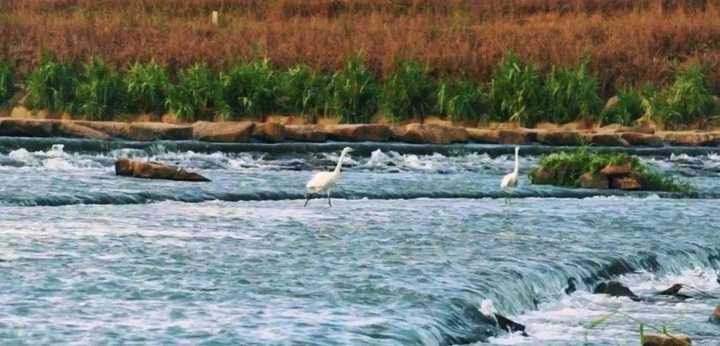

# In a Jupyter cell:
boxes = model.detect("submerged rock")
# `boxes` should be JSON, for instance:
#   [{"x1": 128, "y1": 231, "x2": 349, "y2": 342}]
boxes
[
  {"x1": 115, "y1": 159, "x2": 210, "y2": 182},
  {"x1": 642, "y1": 334, "x2": 692, "y2": 346},
  {"x1": 657, "y1": 283, "x2": 691, "y2": 300},
  {"x1": 565, "y1": 278, "x2": 577, "y2": 295},
  {"x1": 593, "y1": 281, "x2": 641, "y2": 301}
]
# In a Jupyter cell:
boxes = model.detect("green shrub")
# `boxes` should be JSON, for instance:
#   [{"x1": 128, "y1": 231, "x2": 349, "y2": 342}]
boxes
[
  {"x1": 545, "y1": 62, "x2": 602, "y2": 123},
  {"x1": 166, "y1": 63, "x2": 219, "y2": 121},
  {"x1": 0, "y1": 61, "x2": 14, "y2": 106},
  {"x1": 643, "y1": 64, "x2": 715, "y2": 128},
  {"x1": 382, "y1": 60, "x2": 436, "y2": 122},
  {"x1": 329, "y1": 58, "x2": 380, "y2": 123},
  {"x1": 488, "y1": 52, "x2": 547, "y2": 126},
  {"x1": 599, "y1": 88, "x2": 644, "y2": 126},
  {"x1": 75, "y1": 57, "x2": 126, "y2": 120},
  {"x1": 276, "y1": 64, "x2": 331, "y2": 121},
  {"x1": 26, "y1": 55, "x2": 78, "y2": 112},
  {"x1": 125, "y1": 61, "x2": 170, "y2": 114},
  {"x1": 436, "y1": 79, "x2": 486, "y2": 123},
  {"x1": 219, "y1": 60, "x2": 277, "y2": 120}
]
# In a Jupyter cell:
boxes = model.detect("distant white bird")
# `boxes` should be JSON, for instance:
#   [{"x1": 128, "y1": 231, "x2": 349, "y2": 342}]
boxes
[
  {"x1": 304, "y1": 147, "x2": 354, "y2": 207},
  {"x1": 500, "y1": 146, "x2": 520, "y2": 204}
]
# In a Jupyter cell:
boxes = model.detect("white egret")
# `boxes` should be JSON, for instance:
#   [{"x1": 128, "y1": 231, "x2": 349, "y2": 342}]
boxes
[
  {"x1": 304, "y1": 147, "x2": 354, "y2": 207},
  {"x1": 500, "y1": 146, "x2": 520, "y2": 204}
]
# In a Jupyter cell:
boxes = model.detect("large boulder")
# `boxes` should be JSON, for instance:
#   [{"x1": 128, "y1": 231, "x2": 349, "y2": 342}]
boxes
[
  {"x1": 252, "y1": 122, "x2": 286, "y2": 142},
  {"x1": 659, "y1": 131, "x2": 718, "y2": 146},
  {"x1": 580, "y1": 172, "x2": 609, "y2": 189},
  {"x1": 529, "y1": 167, "x2": 555, "y2": 185},
  {"x1": 601, "y1": 162, "x2": 632, "y2": 177},
  {"x1": 0, "y1": 118, "x2": 55, "y2": 137},
  {"x1": 393, "y1": 123, "x2": 468, "y2": 144},
  {"x1": 115, "y1": 159, "x2": 210, "y2": 182},
  {"x1": 192, "y1": 121, "x2": 254, "y2": 142},
  {"x1": 593, "y1": 281, "x2": 641, "y2": 301},
  {"x1": 591, "y1": 133, "x2": 630, "y2": 147},
  {"x1": 642, "y1": 334, "x2": 692, "y2": 346},
  {"x1": 536, "y1": 131, "x2": 589, "y2": 146},
  {"x1": 619, "y1": 132, "x2": 664, "y2": 147},
  {"x1": 74, "y1": 121, "x2": 130, "y2": 138},
  {"x1": 285, "y1": 125, "x2": 327, "y2": 142},
  {"x1": 127, "y1": 122, "x2": 193, "y2": 141},
  {"x1": 324, "y1": 124, "x2": 391, "y2": 142},
  {"x1": 55, "y1": 121, "x2": 112, "y2": 140},
  {"x1": 611, "y1": 176, "x2": 641, "y2": 190},
  {"x1": 467, "y1": 128, "x2": 499, "y2": 143}
]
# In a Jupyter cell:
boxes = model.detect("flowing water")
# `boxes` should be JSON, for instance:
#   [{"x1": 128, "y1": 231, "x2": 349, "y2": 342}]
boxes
[{"x1": 0, "y1": 139, "x2": 719, "y2": 345}]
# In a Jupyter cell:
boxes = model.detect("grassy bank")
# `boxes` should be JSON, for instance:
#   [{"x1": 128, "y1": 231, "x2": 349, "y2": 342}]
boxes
[{"x1": 1, "y1": 52, "x2": 719, "y2": 129}]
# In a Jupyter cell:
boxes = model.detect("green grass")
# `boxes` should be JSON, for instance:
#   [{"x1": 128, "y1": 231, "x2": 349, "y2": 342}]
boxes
[
  {"x1": 382, "y1": 60, "x2": 436, "y2": 122},
  {"x1": 166, "y1": 63, "x2": 219, "y2": 122},
  {"x1": 125, "y1": 61, "x2": 170, "y2": 114},
  {"x1": 545, "y1": 61, "x2": 602, "y2": 124},
  {"x1": 437, "y1": 79, "x2": 486, "y2": 123},
  {"x1": 276, "y1": 64, "x2": 331, "y2": 121},
  {"x1": 0, "y1": 60, "x2": 14, "y2": 106},
  {"x1": 218, "y1": 60, "x2": 277, "y2": 120},
  {"x1": 599, "y1": 88, "x2": 644, "y2": 126},
  {"x1": 329, "y1": 57, "x2": 380, "y2": 123},
  {"x1": 529, "y1": 149, "x2": 693, "y2": 193},
  {"x1": 26, "y1": 55, "x2": 78, "y2": 113},
  {"x1": 75, "y1": 56, "x2": 126, "y2": 120},
  {"x1": 488, "y1": 52, "x2": 547, "y2": 127}
]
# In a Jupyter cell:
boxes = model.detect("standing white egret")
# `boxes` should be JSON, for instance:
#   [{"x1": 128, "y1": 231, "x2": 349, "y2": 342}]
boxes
[
  {"x1": 500, "y1": 146, "x2": 520, "y2": 204},
  {"x1": 304, "y1": 147, "x2": 354, "y2": 207}
]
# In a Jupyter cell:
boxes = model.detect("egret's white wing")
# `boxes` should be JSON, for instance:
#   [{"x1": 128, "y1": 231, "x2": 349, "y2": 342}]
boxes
[
  {"x1": 500, "y1": 173, "x2": 517, "y2": 189},
  {"x1": 306, "y1": 172, "x2": 334, "y2": 192}
]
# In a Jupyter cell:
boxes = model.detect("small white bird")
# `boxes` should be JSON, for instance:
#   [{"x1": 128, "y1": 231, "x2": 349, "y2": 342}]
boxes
[
  {"x1": 304, "y1": 147, "x2": 354, "y2": 207},
  {"x1": 500, "y1": 146, "x2": 520, "y2": 204}
]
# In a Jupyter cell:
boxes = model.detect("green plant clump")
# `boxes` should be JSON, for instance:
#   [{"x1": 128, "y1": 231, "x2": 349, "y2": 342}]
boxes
[
  {"x1": 529, "y1": 149, "x2": 692, "y2": 193},
  {"x1": 166, "y1": 63, "x2": 219, "y2": 121},
  {"x1": 75, "y1": 56, "x2": 127, "y2": 120},
  {"x1": 276, "y1": 64, "x2": 331, "y2": 121},
  {"x1": 643, "y1": 64, "x2": 717, "y2": 128},
  {"x1": 0, "y1": 60, "x2": 14, "y2": 106},
  {"x1": 382, "y1": 60, "x2": 436, "y2": 122},
  {"x1": 26, "y1": 55, "x2": 78, "y2": 112},
  {"x1": 125, "y1": 61, "x2": 170, "y2": 114},
  {"x1": 329, "y1": 58, "x2": 380, "y2": 124},
  {"x1": 488, "y1": 52, "x2": 547, "y2": 126},
  {"x1": 599, "y1": 88, "x2": 645, "y2": 126},
  {"x1": 219, "y1": 60, "x2": 277, "y2": 120},
  {"x1": 436, "y1": 79, "x2": 486, "y2": 123},
  {"x1": 545, "y1": 62, "x2": 602, "y2": 123}
]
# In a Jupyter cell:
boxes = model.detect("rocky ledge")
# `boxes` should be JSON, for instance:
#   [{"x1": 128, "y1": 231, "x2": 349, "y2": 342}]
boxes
[{"x1": 1, "y1": 115, "x2": 720, "y2": 147}]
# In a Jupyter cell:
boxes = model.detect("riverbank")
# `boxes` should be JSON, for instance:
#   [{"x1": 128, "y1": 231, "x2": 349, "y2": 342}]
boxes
[{"x1": 2, "y1": 108, "x2": 720, "y2": 147}]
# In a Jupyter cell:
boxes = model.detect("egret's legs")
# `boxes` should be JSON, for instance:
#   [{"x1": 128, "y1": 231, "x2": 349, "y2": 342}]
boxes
[
  {"x1": 327, "y1": 190, "x2": 332, "y2": 207},
  {"x1": 304, "y1": 193, "x2": 311, "y2": 207}
]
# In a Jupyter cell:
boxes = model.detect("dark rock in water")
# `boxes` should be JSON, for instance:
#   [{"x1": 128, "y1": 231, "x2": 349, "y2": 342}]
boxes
[
  {"x1": 115, "y1": 159, "x2": 210, "y2": 182},
  {"x1": 642, "y1": 334, "x2": 692, "y2": 346},
  {"x1": 493, "y1": 313, "x2": 528, "y2": 336},
  {"x1": 565, "y1": 278, "x2": 577, "y2": 295},
  {"x1": 657, "y1": 284, "x2": 692, "y2": 300},
  {"x1": 593, "y1": 281, "x2": 641, "y2": 301}
]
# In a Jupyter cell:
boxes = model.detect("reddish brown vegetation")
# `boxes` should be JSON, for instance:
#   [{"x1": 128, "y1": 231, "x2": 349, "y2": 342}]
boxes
[{"x1": 1, "y1": 0, "x2": 720, "y2": 96}]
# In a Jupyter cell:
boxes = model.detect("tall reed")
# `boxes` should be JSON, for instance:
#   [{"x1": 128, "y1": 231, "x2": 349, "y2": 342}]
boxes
[
  {"x1": 382, "y1": 60, "x2": 436, "y2": 122},
  {"x1": 166, "y1": 63, "x2": 219, "y2": 122},
  {"x1": 488, "y1": 52, "x2": 546, "y2": 126},
  {"x1": 125, "y1": 61, "x2": 170, "y2": 114},
  {"x1": 219, "y1": 60, "x2": 278, "y2": 120},
  {"x1": 0, "y1": 61, "x2": 13, "y2": 106},
  {"x1": 75, "y1": 56, "x2": 126, "y2": 120},
  {"x1": 276, "y1": 64, "x2": 331, "y2": 121},
  {"x1": 545, "y1": 61, "x2": 602, "y2": 124},
  {"x1": 436, "y1": 79, "x2": 486, "y2": 123},
  {"x1": 26, "y1": 55, "x2": 78, "y2": 113},
  {"x1": 329, "y1": 58, "x2": 380, "y2": 123}
]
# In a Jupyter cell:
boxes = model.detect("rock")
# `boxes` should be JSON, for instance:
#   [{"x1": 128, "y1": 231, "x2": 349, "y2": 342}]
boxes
[
  {"x1": 536, "y1": 131, "x2": 589, "y2": 146},
  {"x1": 284, "y1": 125, "x2": 327, "y2": 142},
  {"x1": 580, "y1": 172, "x2": 609, "y2": 189},
  {"x1": 192, "y1": 121, "x2": 254, "y2": 142},
  {"x1": 0, "y1": 118, "x2": 55, "y2": 137},
  {"x1": 74, "y1": 121, "x2": 130, "y2": 138},
  {"x1": 493, "y1": 313, "x2": 527, "y2": 335},
  {"x1": 600, "y1": 162, "x2": 632, "y2": 177},
  {"x1": 252, "y1": 122, "x2": 286, "y2": 142},
  {"x1": 467, "y1": 128, "x2": 499, "y2": 143},
  {"x1": 324, "y1": 124, "x2": 392, "y2": 142},
  {"x1": 55, "y1": 121, "x2": 112, "y2": 140},
  {"x1": 611, "y1": 176, "x2": 641, "y2": 190},
  {"x1": 593, "y1": 281, "x2": 641, "y2": 301},
  {"x1": 393, "y1": 123, "x2": 468, "y2": 144},
  {"x1": 529, "y1": 167, "x2": 555, "y2": 185},
  {"x1": 658, "y1": 283, "x2": 683, "y2": 296},
  {"x1": 619, "y1": 132, "x2": 663, "y2": 147},
  {"x1": 591, "y1": 133, "x2": 630, "y2": 147},
  {"x1": 115, "y1": 159, "x2": 210, "y2": 182},
  {"x1": 712, "y1": 304, "x2": 720, "y2": 323},
  {"x1": 9, "y1": 106, "x2": 33, "y2": 118},
  {"x1": 498, "y1": 129, "x2": 532, "y2": 145},
  {"x1": 565, "y1": 278, "x2": 577, "y2": 295},
  {"x1": 614, "y1": 126, "x2": 655, "y2": 135},
  {"x1": 127, "y1": 122, "x2": 193, "y2": 141},
  {"x1": 642, "y1": 334, "x2": 692, "y2": 346},
  {"x1": 659, "y1": 131, "x2": 716, "y2": 146}
]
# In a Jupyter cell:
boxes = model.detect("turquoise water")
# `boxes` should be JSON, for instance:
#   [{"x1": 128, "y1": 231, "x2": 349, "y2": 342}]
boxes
[{"x1": 0, "y1": 140, "x2": 718, "y2": 345}]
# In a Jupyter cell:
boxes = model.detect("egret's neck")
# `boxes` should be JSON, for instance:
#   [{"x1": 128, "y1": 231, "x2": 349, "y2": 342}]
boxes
[
  {"x1": 513, "y1": 150, "x2": 519, "y2": 174},
  {"x1": 333, "y1": 152, "x2": 347, "y2": 174}
]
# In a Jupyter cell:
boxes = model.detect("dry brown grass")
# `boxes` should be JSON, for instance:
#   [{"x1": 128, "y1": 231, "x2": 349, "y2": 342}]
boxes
[{"x1": 1, "y1": 0, "x2": 719, "y2": 96}]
